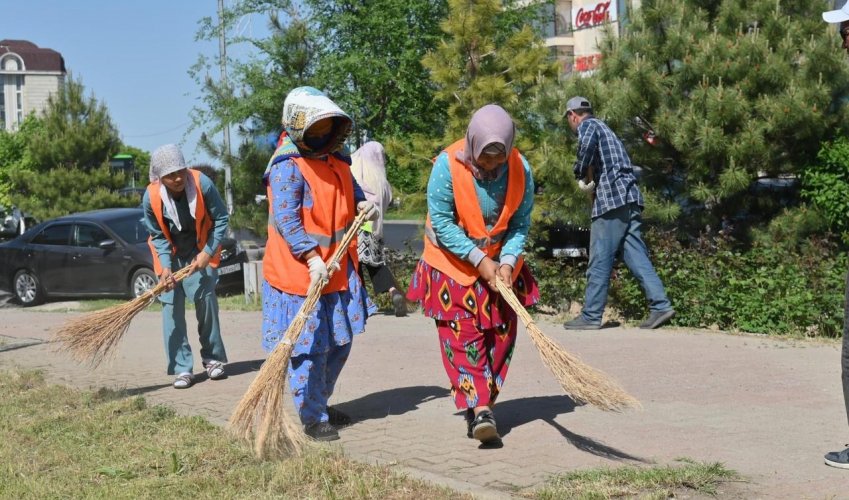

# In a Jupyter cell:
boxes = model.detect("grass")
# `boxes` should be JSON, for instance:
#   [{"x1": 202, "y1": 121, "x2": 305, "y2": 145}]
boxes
[
  {"x1": 0, "y1": 369, "x2": 468, "y2": 499},
  {"x1": 532, "y1": 459, "x2": 739, "y2": 499}
]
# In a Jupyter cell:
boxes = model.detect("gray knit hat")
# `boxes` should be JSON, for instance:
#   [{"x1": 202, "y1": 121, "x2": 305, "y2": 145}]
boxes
[{"x1": 149, "y1": 144, "x2": 188, "y2": 182}]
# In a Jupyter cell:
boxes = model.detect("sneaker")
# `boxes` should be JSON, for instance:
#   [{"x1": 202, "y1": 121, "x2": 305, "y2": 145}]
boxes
[
  {"x1": 471, "y1": 410, "x2": 500, "y2": 443},
  {"x1": 305, "y1": 421, "x2": 339, "y2": 442},
  {"x1": 326, "y1": 406, "x2": 352, "y2": 426},
  {"x1": 173, "y1": 372, "x2": 193, "y2": 389},
  {"x1": 203, "y1": 360, "x2": 226, "y2": 380},
  {"x1": 825, "y1": 446, "x2": 849, "y2": 469},
  {"x1": 391, "y1": 290, "x2": 408, "y2": 317},
  {"x1": 639, "y1": 309, "x2": 676, "y2": 329},
  {"x1": 563, "y1": 316, "x2": 601, "y2": 330}
]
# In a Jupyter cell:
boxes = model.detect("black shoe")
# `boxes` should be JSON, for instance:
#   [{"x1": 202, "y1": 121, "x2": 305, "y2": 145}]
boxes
[
  {"x1": 563, "y1": 316, "x2": 601, "y2": 330},
  {"x1": 825, "y1": 446, "x2": 849, "y2": 469},
  {"x1": 639, "y1": 309, "x2": 676, "y2": 329},
  {"x1": 465, "y1": 409, "x2": 474, "y2": 438},
  {"x1": 326, "y1": 406, "x2": 352, "y2": 426},
  {"x1": 391, "y1": 290, "x2": 408, "y2": 317},
  {"x1": 305, "y1": 422, "x2": 339, "y2": 442},
  {"x1": 471, "y1": 410, "x2": 500, "y2": 443}
]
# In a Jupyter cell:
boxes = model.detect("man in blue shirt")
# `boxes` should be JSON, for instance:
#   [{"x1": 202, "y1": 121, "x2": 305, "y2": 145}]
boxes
[{"x1": 562, "y1": 96, "x2": 675, "y2": 330}]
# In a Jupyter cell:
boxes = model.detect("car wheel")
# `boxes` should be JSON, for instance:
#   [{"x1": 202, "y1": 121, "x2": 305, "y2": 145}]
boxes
[
  {"x1": 14, "y1": 269, "x2": 44, "y2": 307},
  {"x1": 130, "y1": 268, "x2": 157, "y2": 298}
]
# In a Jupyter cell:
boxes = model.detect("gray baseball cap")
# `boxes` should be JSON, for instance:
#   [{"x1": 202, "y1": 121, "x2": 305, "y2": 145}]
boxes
[
  {"x1": 565, "y1": 96, "x2": 593, "y2": 115},
  {"x1": 149, "y1": 144, "x2": 188, "y2": 182}
]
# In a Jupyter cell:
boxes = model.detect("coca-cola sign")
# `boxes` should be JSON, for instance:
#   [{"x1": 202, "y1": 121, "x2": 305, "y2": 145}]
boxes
[{"x1": 572, "y1": 1, "x2": 618, "y2": 30}]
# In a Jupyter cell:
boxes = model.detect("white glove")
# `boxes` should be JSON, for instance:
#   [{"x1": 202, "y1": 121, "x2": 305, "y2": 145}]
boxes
[
  {"x1": 357, "y1": 200, "x2": 379, "y2": 221},
  {"x1": 578, "y1": 179, "x2": 596, "y2": 192},
  {"x1": 307, "y1": 256, "x2": 329, "y2": 289}
]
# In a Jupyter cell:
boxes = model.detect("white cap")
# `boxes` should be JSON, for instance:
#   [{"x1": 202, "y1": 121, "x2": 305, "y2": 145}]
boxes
[{"x1": 823, "y1": 1, "x2": 849, "y2": 23}]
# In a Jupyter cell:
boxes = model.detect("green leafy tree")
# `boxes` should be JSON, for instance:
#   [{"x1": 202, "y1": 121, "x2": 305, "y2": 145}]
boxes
[
  {"x1": 0, "y1": 115, "x2": 42, "y2": 207},
  {"x1": 580, "y1": 0, "x2": 849, "y2": 227},
  {"x1": 307, "y1": 0, "x2": 448, "y2": 143},
  {"x1": 802, "y1": 137, "x2": 849, "y2": 242}
]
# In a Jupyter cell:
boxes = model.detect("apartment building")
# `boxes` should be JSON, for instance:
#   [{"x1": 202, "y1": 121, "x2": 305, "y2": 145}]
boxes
[{"x1": 0, "y1": 40, "x2": 66, "y2": 131}]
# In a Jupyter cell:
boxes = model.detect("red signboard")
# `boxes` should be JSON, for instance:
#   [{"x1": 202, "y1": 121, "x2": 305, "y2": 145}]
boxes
[
  {"x1": 574, "y1": 1, "x2": 613, "y2": 29},
  {"x1": 574, "y1": 54, "x2": 603, "y2": 72}
]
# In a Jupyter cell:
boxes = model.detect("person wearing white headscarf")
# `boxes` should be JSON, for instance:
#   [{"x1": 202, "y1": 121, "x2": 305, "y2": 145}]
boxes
[
  {"x1": 261, "y1": 86, "x2": 378, "y2": 442},
  {"x1": 142, "y1": 143, "x2": 230, "y2": 389},
  {"x1": 350, "y1": 141, "x2": 407, "y2": 317}
]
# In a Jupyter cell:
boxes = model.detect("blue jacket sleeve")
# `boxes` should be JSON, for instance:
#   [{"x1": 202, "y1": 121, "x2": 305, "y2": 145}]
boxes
[
  {"x1": 573, "y1": 119, "x2": 599, "y2": 180},
  {"x1": 268, "y1": 159, "x2": 319, "y2": 258},
  {"x1": 499, "y1": 156, "x2": 535, "y2": 268},
  {"x1": 199, "y1": 173, "x2": 229, "y2": 257},
  {"x1": 142, "y1": 188, "x2": 174, "y2": 270},
  {"x1": 427, "y1": 152, "x2": 479, "y2": 262}
]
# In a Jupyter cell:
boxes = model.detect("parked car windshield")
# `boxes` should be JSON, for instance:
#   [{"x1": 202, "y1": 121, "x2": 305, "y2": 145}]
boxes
[{"x1": 103, "y1": 214, "x2": 148, "y2": 244}]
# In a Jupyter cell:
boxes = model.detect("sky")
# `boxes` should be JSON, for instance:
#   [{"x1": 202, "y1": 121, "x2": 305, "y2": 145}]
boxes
[{"x1": 1, "y1": 0, "x2": 269, "y2": 165}]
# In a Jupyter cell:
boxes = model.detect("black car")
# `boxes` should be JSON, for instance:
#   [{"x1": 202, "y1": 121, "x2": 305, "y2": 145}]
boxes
[{"x1": 0, "y1": 208, "x2": 246, "y2": 306}]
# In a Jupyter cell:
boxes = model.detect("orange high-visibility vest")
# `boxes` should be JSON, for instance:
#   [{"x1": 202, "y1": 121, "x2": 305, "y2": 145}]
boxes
[
  {"x1": 422, "y1": 139, "x2": 526, "y2": 286},
  {"x1": 146, "y1": 169, "x2": 221, "y2": 274},
  {"x1": 263, "y1": 154, "x2": 358, "y2": 295}
]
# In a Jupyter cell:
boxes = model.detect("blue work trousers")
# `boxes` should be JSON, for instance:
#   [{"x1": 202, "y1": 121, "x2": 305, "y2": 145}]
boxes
[
  {"x1": 581, "y1": 203, "x2": 672, "y2": 323},
  {"x1": 159, "y1": 261, "x2": 228, "y2": 375},
  {"x1": 288, "y1": 341, "x2": 353, "y2": 426}
]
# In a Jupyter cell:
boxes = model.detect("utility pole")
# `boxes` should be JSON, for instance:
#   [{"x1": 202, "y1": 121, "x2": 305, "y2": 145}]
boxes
[{"x1": 218, "y1": 0, "x2": 235, "y2": 215}]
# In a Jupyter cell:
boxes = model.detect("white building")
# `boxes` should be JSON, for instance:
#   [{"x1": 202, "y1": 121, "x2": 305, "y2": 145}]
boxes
[
  {"x1": 0, "y1": 40, "x2": 66, "y2": 131},
  {"x1": 540, "y1": 0, "x2": 641, "y2": 74}
]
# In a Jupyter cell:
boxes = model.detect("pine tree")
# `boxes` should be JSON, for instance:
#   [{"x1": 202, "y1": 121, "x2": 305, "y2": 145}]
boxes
[
  {"x1": 577, "y1": 0, "x2": 849, "y2": 227},
  {"x1": 8, "y1": 76, "x2": 133, "y2": 220}
]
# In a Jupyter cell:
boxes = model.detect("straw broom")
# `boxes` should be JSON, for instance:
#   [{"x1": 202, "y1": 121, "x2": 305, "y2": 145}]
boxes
[
  {"x1": 229, "y1": 210, "x2": 370, "y2": 458},
  {"x1": 495, "y1": 278, "x2": 640, "y2": 412},
  {"x1": 54, "y1": 266, "x2": 194, "y2": 368}
]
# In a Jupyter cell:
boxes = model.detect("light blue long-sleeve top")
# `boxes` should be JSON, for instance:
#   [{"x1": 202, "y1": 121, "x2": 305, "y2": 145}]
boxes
[
  {"x1": 427, "y1": 151, "x2": 534, "y2": 269},
  {"x1": 268, "y1": 158, "x2": 366, "y2": 257},
  {"x1": 142, "y1": 172, "x2": 229, "y2": 270}
]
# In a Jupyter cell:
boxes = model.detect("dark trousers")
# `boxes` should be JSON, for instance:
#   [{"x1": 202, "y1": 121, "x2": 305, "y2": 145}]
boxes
[{"x1": 359, "y1": 263, "x2": 398, "y2": 295}]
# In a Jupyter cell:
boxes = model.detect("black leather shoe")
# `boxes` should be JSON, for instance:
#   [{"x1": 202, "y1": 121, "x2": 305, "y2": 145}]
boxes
[
  {"x1": 305, "y1": 422, "x2": 339, "y2": 441},
  {"x1": 326, "y1": 406, "x2": 352, "y2": 426}
]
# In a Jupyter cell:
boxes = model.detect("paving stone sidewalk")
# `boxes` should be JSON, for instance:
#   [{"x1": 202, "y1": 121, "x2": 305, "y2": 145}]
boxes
[{"x1": 1, "y1": 308, "x2": 848, "y2": 498}]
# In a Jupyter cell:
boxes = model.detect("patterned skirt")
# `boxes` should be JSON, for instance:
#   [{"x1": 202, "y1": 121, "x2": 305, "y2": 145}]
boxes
[{"x1": 406, "y1": 259, "x2": 539, "y2": 328}]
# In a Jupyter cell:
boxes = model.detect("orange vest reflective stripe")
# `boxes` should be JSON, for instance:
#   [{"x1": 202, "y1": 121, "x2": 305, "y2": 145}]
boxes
[
  {"x1": 263, "y1": 154, "x2": 359, "y2": 295},
  {"x1": 146, "y1": 169, "x2": 221, "y2": 275},
  {"x1": 422, "y1": 139, "x2": 526, "y2": 286}
]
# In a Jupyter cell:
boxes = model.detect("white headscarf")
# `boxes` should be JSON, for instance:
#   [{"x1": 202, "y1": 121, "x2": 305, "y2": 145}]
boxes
[
  {"x1": 149, "y1": 144, "x2": 197, "y2": 231},
  {"x1": 350, "y1": 141, "x2": 392, "y2": 238}
]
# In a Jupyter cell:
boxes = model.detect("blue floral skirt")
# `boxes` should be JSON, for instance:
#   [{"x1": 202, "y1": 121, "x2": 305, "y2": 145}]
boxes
[{"x1": 262, "y1": 258, "x2": 377, "y2": 356}]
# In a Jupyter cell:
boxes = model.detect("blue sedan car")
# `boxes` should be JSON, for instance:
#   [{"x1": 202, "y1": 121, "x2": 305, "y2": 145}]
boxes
[{"x1": 0, "y1": 208, "x2": 246, "y2": 306}]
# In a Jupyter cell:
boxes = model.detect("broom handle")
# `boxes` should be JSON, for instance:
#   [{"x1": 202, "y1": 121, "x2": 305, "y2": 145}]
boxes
[
  {"x1": 135, "y1": 263, "x2": 195, "y2": 303},
  {"x1": 495, "y1": 277, "x2": 535, "y2": 327},
  {"x1": 280, "y1": 210, "x2": 370, "y2": 345}
]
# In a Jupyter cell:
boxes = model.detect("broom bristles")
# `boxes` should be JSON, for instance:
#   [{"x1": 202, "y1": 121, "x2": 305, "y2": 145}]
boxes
[
  {"x1": 54, "y1": 266, "x2": 194, "y2": 367},
  {"x1": 229, "y1": 211, "x2": 369, "y2": 458},
  {"x1": 495, "y1": 279, "x2": 640, "y2": 412}
]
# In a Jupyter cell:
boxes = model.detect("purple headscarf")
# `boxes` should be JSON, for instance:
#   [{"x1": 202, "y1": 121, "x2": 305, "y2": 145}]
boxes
[{"x1": 456, "y1": 104, "x2": 516, "y2": 173}]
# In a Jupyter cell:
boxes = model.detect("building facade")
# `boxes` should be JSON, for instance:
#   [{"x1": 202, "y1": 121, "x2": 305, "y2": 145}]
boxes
[
  {"x1": 541, "y1": 0, "x2": 641, "y2": 75},
  {"x1": 0, "y1": 40, "x2": 66, "y2": 131}
]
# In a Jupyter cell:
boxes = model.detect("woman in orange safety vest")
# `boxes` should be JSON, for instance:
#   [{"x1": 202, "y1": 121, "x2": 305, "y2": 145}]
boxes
[
  {"x1": 261, "y1": 86, "x2": 378, "y2": 442},
  {"x1": 407, "y1": 104, "x2": 539, "y2": 445}
]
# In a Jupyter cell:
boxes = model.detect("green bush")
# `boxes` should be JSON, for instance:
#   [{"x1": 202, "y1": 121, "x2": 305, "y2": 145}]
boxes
[
  {"x1": 606, "y1": 232, "x2": 846, "y2": 337},
  {"x1": 803, "y1": 138, "x2": 849, "y2": 243}
]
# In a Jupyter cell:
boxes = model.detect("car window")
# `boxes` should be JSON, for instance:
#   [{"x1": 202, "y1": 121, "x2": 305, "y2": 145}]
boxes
[
  {"x1": 31, "y1": 224, "x2": 72, "y2": 246},
  {"x1": 74, "y1": 224, "x2": 110, "y2": 248},
  {"x1": 103, "y1": 214, "x2": 148, "y2": 244}
]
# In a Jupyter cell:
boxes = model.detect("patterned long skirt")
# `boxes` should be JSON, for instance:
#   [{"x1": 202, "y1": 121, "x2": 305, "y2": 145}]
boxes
[{"x1": 407, "y1": 259, "x2": 539, "y2": 409}]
